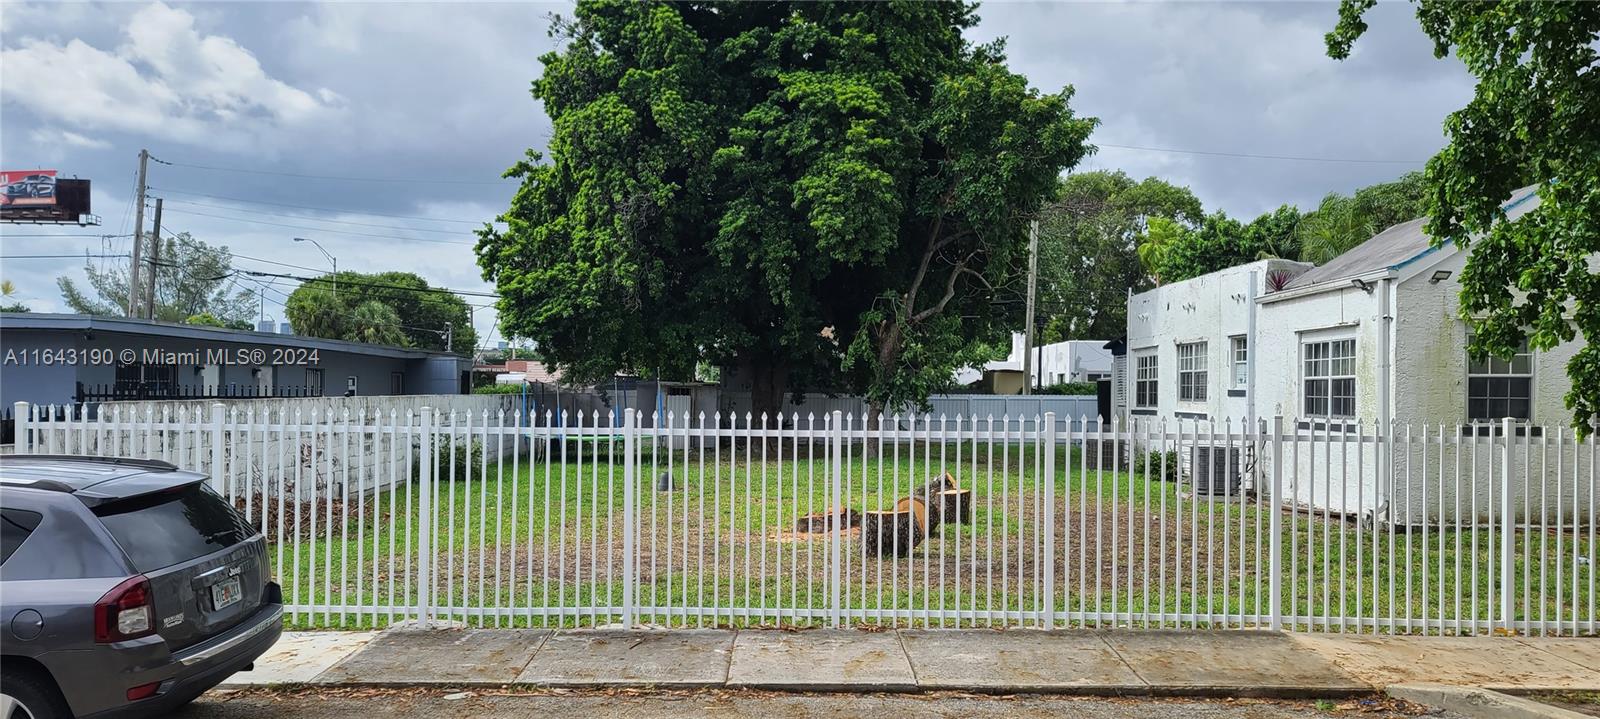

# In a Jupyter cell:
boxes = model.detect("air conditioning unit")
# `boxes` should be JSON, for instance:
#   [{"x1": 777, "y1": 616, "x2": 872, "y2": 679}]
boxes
[{"x1": 1191, "y1": 445, "x2": 1242, "y2": 497}]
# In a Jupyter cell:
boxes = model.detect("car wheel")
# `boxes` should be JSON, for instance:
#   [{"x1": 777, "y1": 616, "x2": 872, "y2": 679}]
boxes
[{"x1": 0, "y1": 668, "x2": 69, "y2": 719}]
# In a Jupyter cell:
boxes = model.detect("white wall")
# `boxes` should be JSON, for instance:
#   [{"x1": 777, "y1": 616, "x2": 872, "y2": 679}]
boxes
[
  {"x1": 1126, "y1": 259, "x2": 1308, "y2": 424},
  {"x1": 1392, "y1": 248, "x2": 1582, "y2": 426}
]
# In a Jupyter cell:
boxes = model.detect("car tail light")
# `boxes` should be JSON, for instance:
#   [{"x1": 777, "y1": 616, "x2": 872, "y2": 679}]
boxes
[
  {"x1": 126, "y1": 681, "x2": 161, "y2": 701},
  {"x1": 95, "y1": 576, "x2": 155, "y2": 643}
]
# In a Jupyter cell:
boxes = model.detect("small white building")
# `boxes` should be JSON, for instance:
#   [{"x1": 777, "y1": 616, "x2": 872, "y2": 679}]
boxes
[
  {"x1": 1117, "y1": 185, "x2": 1593, "y2": 522},
  {"x1": 955, "y1": 333, "x2": 1113, "y2": 389}
]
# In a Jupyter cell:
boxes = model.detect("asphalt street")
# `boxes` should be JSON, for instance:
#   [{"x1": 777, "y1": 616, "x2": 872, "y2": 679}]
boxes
[{"x1": 179, "y1": 688, "x2": 1459, "y2": 718}]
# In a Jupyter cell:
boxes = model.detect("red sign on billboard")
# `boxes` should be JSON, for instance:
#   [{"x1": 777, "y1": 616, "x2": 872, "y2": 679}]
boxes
[{"x1": 1, "y1": 170, "x2": 58, "y2": 207}]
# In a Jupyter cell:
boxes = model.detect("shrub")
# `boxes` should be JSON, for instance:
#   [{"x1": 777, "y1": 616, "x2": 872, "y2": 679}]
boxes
[
  {"x1": 473, "y1": 383, "x2": 528, "y2": 395},
  {"x1": 1132, "y1": 450, "x2": 1181, "y2": 480},
  {"x1": 1038, "y1": 381, "x2": 1098, "y2": 396},
  {"x1": 413, "y1": 435, "x2": 488, "y2": 480}
]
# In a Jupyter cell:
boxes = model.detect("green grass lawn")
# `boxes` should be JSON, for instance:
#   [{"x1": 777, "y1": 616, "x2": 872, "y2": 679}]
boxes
[{"x1": 263, "y1": 439, "x2": 1595, "y2": 635}]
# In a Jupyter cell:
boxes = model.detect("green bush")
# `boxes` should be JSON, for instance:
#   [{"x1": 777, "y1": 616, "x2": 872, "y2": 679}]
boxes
[
  {"x1": 1038, "y1": 381, "x2": 1098, "y2": 396},
  {"x1": 1132, "y1": 450, "x2": 1181, "y2": 480},
  {"x1": 431, "y1": 436, "x2": 487, "y2": 480},
  {"x1": 473, "y1": 383, "x2": 528, "y2": 395}
]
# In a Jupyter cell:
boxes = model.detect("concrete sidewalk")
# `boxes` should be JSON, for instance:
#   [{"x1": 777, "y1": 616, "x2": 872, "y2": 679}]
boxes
[{"x1": 227, "y1": 628, "x2": 1600, "y2": 697}]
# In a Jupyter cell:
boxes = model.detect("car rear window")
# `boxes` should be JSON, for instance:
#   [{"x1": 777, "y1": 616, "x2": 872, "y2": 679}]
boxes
[
  {"x1": 94, "y1": 483, "x2": 255, "y2": 572},
  {"x1": 1, "y1": 509, "x2": 43, "y2": 566}
]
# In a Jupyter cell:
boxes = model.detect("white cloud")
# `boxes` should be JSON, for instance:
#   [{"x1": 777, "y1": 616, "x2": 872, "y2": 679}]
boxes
[
  {"x1": 28, "y1": 128, "x2": 111, "y2": 150},
  {"x1": 0, "y1": 2, "x2": 340, "y2": 152}
]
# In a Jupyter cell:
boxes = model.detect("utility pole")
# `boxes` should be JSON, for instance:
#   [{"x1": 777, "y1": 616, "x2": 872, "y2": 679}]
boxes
[
  {"x1": 127, "y1": 149, "x2": 149, "y2": 318},
  {"x1": 145, "y1": 197, "x2": 162, "y2": 320},
  {"x1": 1021, "y1": 219, "x2": 1040, "y2": 395},
  {"x1": 444, "y1": 322, "x2": 454, "y2": 353}
]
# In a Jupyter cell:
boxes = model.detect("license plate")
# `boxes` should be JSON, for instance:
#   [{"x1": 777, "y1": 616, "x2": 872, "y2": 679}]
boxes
[{"x1": 210, "y1": 576, "x2": 242, "y2": 610}]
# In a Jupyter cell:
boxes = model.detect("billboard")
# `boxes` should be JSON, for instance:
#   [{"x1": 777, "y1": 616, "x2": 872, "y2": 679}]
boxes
[
  {"x1": 0, "y1": 171, "x2": 92, "y2": 224},
  {"x1": 1, "y1": 170, "x2": 57, "y2": 207}
]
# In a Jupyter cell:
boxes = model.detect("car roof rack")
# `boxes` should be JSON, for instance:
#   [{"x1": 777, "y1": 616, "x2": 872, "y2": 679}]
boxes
[{"x1": 0, "y1": 455, "x2": 179, "y2": 472}]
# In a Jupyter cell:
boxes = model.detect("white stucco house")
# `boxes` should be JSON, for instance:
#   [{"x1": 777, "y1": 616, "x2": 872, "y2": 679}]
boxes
[
  {"x1": 955, "y1": 333, "x2": 1112, "y2": 389},
  {"x1": 1115, "y1": 185, "x2": 1593, "y2": 522}
]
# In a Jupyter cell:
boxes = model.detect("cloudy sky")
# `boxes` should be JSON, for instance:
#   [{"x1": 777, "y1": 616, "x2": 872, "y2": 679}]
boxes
[{"x1": 0, "y1": 1, "x2": 1473, "y2": 348}]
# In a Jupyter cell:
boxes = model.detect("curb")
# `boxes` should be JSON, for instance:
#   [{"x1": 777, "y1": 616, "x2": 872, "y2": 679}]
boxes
[
  {"x1": 1386, "y1": 683, "x2": 1591, "y2": 719},
  {"x1": 225, "y1": 679, "x2": 1379, "y2": 699}
]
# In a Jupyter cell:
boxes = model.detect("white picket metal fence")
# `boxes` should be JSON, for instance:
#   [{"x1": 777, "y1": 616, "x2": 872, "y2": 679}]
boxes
[{"x1": 11, "y1": 401, "x2": 1596, "y2": 636}]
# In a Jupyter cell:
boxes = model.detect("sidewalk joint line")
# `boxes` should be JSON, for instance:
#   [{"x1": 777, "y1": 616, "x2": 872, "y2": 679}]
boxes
[
  {"x1": 893, "y1": 630, "x2": 920, "y2": 688},
  {"x1": 1509, "y1": 637, "x2": 1600, "y2": 674},
  {"x1": 1094, "y1": 632, "x2": 1151, "y2": 689}
]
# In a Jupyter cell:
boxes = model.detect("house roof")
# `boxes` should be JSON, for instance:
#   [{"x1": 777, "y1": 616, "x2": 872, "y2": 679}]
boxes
[
  {"x1": 0, "y1": 313, "x2": 466, "y2": 361},
  {"x1": 1286, "y1": 184, "x2": 1543, "y2": 291}
]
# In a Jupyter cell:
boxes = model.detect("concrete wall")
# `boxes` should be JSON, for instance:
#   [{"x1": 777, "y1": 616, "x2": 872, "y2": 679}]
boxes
[
  {"x1": 29, "y1": 394, "x2": 525, "y2": 500},
  {"x1": 0, "y1": 329, "x2": 80, "y2": 407}
]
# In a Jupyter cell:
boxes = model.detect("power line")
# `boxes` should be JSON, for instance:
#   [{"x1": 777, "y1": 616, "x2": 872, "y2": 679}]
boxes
[
  {"x1": 0, "y1": 233, "x2": 135, "y2": 238},
  {"x1": 156, "y1": 198, "x2": 475, "y2": 236},
  {"x1": 150, "y1": 155, "x2": 509, "y2": 186},
  {"x1": 229, "y1": 253, "x2": 335, "y2": 274},
  {"x1": 1095, "y1": 142, "x2": 1426, "y2": 165},
  {"x1": 158, "y1": 207, "x2": 478, "y2": 245},
  {"x1": 2, "y1": 253, "x2": 131, "y2": 260},
  {"x1": 237, "y1": 268, "x2": 501, "y2": 299},
  {"x1": 149, "y1": 187, "x2": 489, "y2": 225}
]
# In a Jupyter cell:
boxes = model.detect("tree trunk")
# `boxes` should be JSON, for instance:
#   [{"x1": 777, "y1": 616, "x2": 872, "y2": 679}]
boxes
[{"x1": 747, "y1": 358, "x2": 790, "y2": 426}]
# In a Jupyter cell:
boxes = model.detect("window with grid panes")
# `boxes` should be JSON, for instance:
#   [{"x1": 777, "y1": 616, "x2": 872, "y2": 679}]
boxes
[
  {"x1": 1302, "y1": 338, "x2": 1355, "y2": 418},
  {"x1": 1231, "y1": 336, "x2": 1248, "y2": 387},
  {"x1": 1135, "y1": 351, "x2": 1158, "y2": 407},
  {"x1": 1467, "y1": 338, "x2": 1532, "y2": 421},
  {"x1": 1177, "y1": 342, "x2": 1207, "y2": 402}
]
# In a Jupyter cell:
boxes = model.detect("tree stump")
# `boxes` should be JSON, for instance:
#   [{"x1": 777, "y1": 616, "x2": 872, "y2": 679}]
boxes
[
  {"x1": 795, "y1": 506, "x2": 861, "y2": 533},
  {"x1": 933, "y1": 488, "x2": 972, "y2": 525},
  {"x1": 896, "y1": 495, "x2": 939, "y2": 534},
  {"x1": 861, "y1": 498, "x2": 928, "y2": 557},
  {"x1": 911, "y1": 472, "x2": 956, "y2": 500}
]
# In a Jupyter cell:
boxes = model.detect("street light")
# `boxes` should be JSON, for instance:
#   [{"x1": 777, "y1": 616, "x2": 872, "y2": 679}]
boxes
[{"x1": 293, "y1": 237, "x2": 337, "y2": 300}]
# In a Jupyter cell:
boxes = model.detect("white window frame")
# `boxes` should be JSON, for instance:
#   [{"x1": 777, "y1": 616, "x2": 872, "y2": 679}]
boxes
[
  {"x1": 1466, "y1": 335, "x2": 1533, "y2": 422},
  {"x1": 1230, "y1": 336, "x2": 1248, "y2": 388},
  {"x1": 1134, "y1": 350, "x2": 1159, "y2": 408},
  {"x1": 1177, "y1": 341, "x2": 1207, "y2": 403},
  {"x1": 1301, "y1": 337, "x2": 1356, "y2": 419}
]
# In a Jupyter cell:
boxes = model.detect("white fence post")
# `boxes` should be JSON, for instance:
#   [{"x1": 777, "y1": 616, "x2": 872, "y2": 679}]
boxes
[
  {"x1": 1500, "y1": 416, "x2": 1514, "y2": 634},
  {"x1": 829, "y1": 410, "x2": 843, "y2": 628},
  {"x1": 1042, "y1": 412, "x2": 1056, "y2": 629},
  {"x1": 210, "y1": 403, "x2": 226, "y2": 491},
  {"x1": 622, "y1": 407, "x2": 637, "y2": 629},
  {"x1": 1269, "y1": 415, "x2": 1284, "y2": 632},
  {"x1": 418, "y1": 406, "x2": 435, "y2": 628},
  {"x1": 13, "y1": 401, "x2": 30, "y2": 454}
]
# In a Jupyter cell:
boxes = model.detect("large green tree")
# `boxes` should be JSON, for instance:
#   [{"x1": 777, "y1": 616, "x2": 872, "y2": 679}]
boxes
[
  {"x1": 1035, "y1": 171, "x2": 1201, "y2": 340},
  {"x1": 1328, "y1": 2, "x2": 1600, "y2": 431},
  {"x1": 1148, "y1": 205, "x2": 1302, "y2": 284},
  {"x1": 57, "y1": 233, "x2": 255, "y2": 326},
  {"x1": 478, "y1": 1, "x2": 1093, "y2": 419},
  {"x1": 1298, "y1": 171, "x2": 1429, "y2": 264},
  {"x1": 284, "y1": 271, "x2": 476, "y2": 354}
]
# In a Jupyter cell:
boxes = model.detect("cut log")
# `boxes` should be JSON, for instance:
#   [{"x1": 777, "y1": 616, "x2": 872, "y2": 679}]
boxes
[
  {"x1": 860, "y1": 499, "x2": 928, "y2": 557},
  {"x1": 895, "y1": 496, "x2": 938, "y2": 534},
  {"x1": 934, "y1": 488, "x2": 972, "y2": 525},
  {"x1": 795, "y1": 506, "x2": 861, "y2": 534}
]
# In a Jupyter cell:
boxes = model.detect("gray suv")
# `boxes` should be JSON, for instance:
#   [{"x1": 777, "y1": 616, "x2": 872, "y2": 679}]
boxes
[{"x1": 0, "y1": 455, "x2": 282, "y2": 719}]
